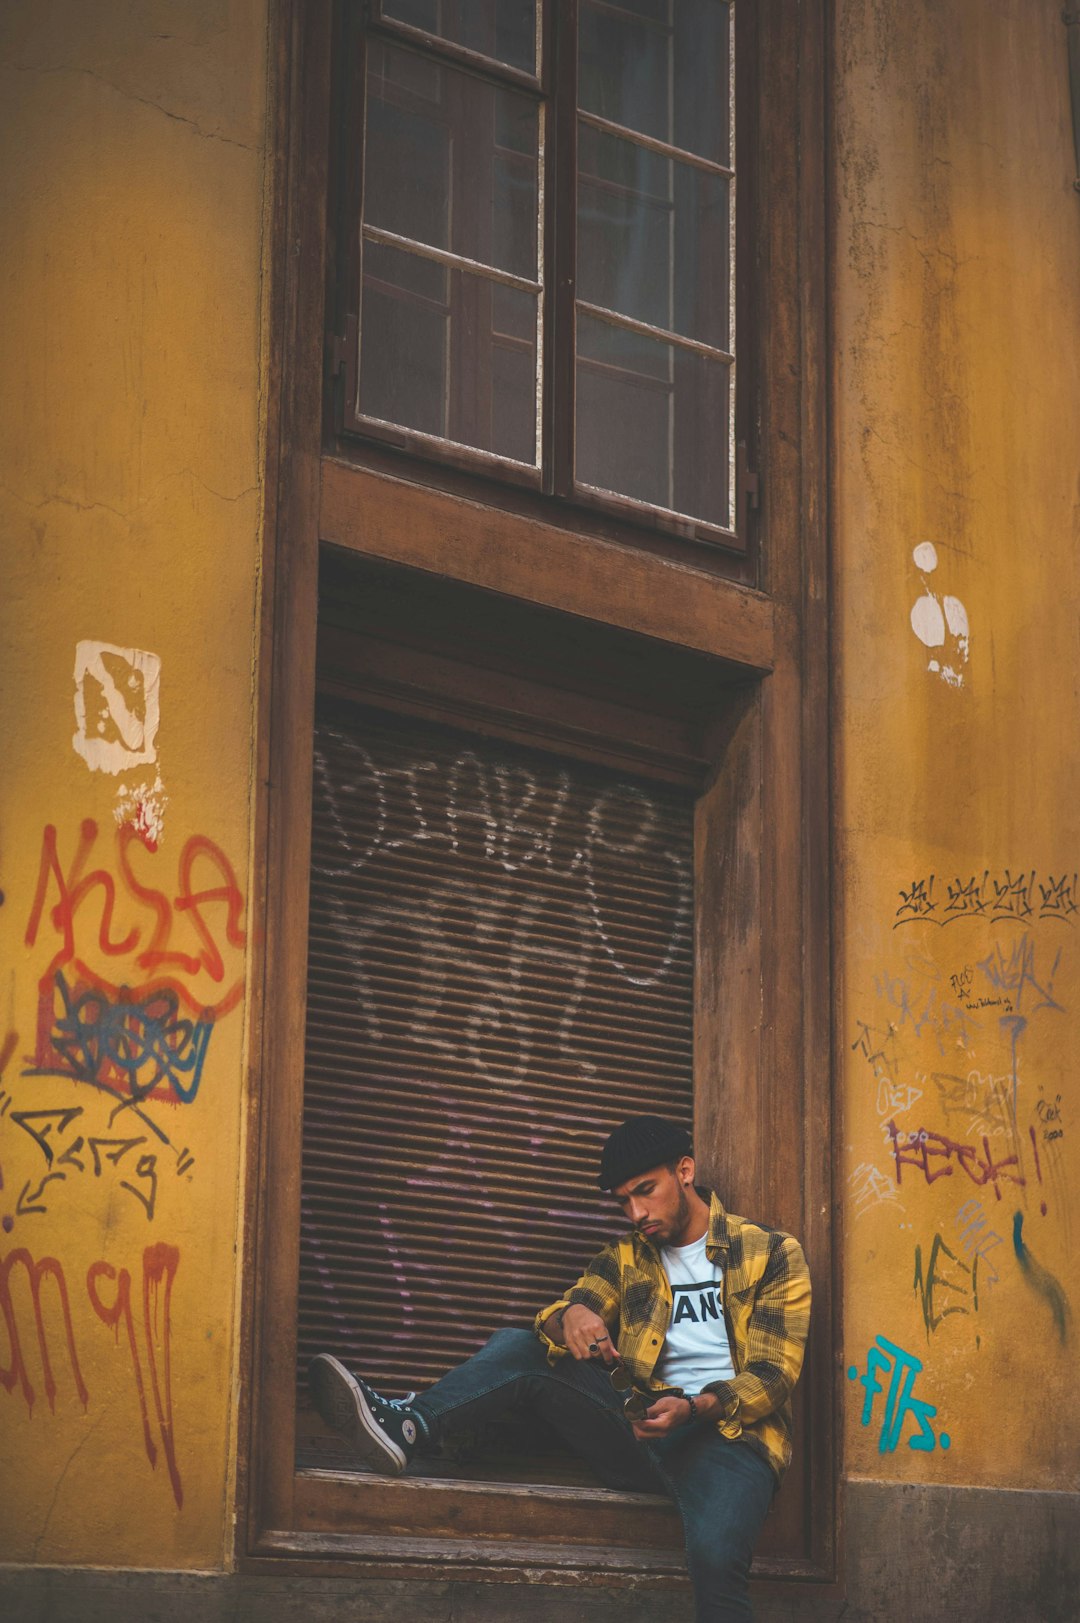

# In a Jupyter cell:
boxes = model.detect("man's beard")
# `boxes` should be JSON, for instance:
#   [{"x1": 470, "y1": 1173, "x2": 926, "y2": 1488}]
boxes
[
  {"x1": 649, "y1": 1181, "x2": 691, "y2": 1239},
  {"x1": 663, "y1": 1181, "x2": 692, "y2": 1241}
]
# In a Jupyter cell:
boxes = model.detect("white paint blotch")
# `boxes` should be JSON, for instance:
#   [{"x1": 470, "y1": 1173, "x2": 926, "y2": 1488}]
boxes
[
  {"x1": 113, "y1": 773, "x2": 169, "y2": 850},
  {"x1": 910, "y1": 593, "x2": 946, "y2": 648},
  {"x1": 73, "y1": 640, "x2": 161, "y2": 773},
  {"x1": 942, "y1": 596, "x2": 968, "y2": 636},
  {"x1": 943, "y1": 595, "x2": 970, "y2": 661},
  {"x1": 908, "y1": 547, "x2": 969, "y2": 687}
]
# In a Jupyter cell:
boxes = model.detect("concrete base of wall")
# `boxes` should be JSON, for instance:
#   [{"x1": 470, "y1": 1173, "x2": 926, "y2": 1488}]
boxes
[{"x1": 3, "y1": 1480, "x2": 1078, "y2": 1623}]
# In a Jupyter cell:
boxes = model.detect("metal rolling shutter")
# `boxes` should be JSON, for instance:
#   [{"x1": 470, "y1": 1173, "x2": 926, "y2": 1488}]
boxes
[{"x1": 298, "y1": 695, "x2": 694, "y2": 1398}]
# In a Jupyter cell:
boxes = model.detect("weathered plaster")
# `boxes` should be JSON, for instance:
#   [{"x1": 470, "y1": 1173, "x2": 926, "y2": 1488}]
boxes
[
  {"x1": 835, "y1": 0, "x2": 1080, "y2": 1491},
  {"x1": 0, "y1": 0, "x2": 268, "y2": 1569}
]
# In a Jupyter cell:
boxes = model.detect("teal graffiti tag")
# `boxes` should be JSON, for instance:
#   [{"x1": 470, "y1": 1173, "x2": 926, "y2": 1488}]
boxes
[
  {"x1": 848, "y1": 1335, "x2": 951, "y2": 1453},
  {"x1": 1012, "y1": 1212, "x2": 1071, "y2": 1344}
]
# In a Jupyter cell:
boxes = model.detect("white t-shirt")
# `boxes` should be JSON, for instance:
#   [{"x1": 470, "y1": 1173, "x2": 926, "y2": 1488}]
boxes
[{"x1": 656, "y1": 1233, "x2": 736, "y2": 1394}]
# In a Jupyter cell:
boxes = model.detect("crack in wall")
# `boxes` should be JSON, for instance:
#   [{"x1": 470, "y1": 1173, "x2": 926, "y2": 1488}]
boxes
[
  {"x1": 1, "y1": 473, "x2": 260, "y2": 524},
  {"x1": 2, "y1": 60, "x2": 257, "y2": 152},
  {"x1": 31, "y1": 1410, "x2": 107, "y2": 1563}
]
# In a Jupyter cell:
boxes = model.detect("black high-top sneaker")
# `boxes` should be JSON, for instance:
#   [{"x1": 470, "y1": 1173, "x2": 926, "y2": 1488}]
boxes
[{"x1": 308, "y1": 1354, "x2": 426, "y2": 1475}]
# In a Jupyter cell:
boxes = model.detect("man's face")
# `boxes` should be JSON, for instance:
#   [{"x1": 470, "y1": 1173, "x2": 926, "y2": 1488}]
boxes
[{"x1": 612, "y1": 1157, "x2": 695, "y2": 1246}]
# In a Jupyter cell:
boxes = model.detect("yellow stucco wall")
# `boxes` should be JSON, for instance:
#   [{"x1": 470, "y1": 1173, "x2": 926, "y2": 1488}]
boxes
[
  {"x1": 3, "y1": 0, "x2": 1078, "y2": 1587},
  {"x1": 836, "y1": 0, "x2": 1080, "y2": 1489},
  {"x1": 0, "y1": 0, "x2": 268, "y2": 1566}
]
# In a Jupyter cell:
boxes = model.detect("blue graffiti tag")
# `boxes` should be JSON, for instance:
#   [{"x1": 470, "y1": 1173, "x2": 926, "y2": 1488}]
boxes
[
  {"x1": 27, "y1": 971, "x2": 213, "y2": 1105},
  {"x1": 848, "y1": 1334, "x2": 951, "y2": 1453}
]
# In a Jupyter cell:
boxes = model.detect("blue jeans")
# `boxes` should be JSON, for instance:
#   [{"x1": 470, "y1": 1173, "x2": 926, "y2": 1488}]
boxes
[{"x1": 411, "y1": 1327, "x2": 776, "y2": 1623}]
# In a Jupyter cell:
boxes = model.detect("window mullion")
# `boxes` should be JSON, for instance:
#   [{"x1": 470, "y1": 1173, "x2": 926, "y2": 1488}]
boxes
[
  {"x1": 369, "y1": 8, "x2": 544, "y2": 93},
  {"x1": 548, "y1": 0, "x2": 578, "y2": 499}
]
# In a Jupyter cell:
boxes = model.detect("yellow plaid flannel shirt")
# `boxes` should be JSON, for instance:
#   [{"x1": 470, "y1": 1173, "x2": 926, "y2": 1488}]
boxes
[{"x1": 534, "y1": 1192, "x2": 811, "y2": 1483}]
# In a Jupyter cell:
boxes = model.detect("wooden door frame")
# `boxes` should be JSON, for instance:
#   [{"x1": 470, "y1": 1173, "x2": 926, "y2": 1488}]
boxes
[{"x1": 238, "y1": 0, "x2": 837, "y2": 1590}]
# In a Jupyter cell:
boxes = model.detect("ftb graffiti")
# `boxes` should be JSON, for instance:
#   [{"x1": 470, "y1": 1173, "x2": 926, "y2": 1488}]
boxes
[{"x1": 848, "y1": 1335, "x2": 951, "y2": 1453}]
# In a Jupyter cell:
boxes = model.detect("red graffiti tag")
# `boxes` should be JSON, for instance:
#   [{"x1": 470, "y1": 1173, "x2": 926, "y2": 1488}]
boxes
[
  {"x1": 25, "y1": 820, "x2": 246, "y2": 1023},
  {"x1": 886, "y1": 1120, "x2": 1025, "y2": 1200},
  {"x1": 25, "y1": 819, "x2": 139, "y2": 967},
  {"x1": 88, "y1": 1243, "x2": 182, "y2": 1508},
  {"x1": 0, "y1": 1248, "x2": 89, "y2": 1411},
  {"x1": 1, "y1": 1243, "x2": 183, "y2": 1508}
]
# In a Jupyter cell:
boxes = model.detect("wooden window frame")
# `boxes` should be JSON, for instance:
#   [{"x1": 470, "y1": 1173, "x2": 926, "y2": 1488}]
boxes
[
  {"x1": 328, "y1": 0, "x2": 760, "y2": 573},
  {"x1": 241, "y1": 0, "x2": 836, "y2": 1595}
]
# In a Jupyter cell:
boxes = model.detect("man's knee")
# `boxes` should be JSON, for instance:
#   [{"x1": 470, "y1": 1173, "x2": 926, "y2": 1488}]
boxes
[
  {"x1": 480, "y1": 1326, "x2": 546, "y2": 1365},
  {"x1": 485, "y1": 1326, "x2": 539, "y2": 1349},
  {"x1": 478, "y1": 1328, "x2": 610, "y2": 1406}
]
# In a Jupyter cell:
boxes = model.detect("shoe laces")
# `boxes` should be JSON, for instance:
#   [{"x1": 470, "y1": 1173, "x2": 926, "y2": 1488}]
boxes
[{"x1": 380, "y1": 1390, "x2": 417, "y2": 1412}]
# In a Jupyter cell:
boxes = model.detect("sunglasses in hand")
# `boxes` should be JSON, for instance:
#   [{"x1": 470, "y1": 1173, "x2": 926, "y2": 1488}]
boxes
[{"x1": 604, "y1": 1351, "x2": 670, "y2": 1422}]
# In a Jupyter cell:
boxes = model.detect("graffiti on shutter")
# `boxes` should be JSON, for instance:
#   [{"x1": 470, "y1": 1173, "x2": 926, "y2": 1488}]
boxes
[{"x1": 298, "y1": 697, "x2": 694, "y2": 1402}]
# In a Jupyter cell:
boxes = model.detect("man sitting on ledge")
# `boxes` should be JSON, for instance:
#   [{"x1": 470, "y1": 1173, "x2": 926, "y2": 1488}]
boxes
[{"x1": 309, "y1": 1115, "x2": 811, "y2": 1623}]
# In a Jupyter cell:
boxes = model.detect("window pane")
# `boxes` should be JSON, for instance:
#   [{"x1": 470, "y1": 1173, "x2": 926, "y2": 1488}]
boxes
[
  {"x1": 360, "y1": 240, "x2": 538, "y2": 465},
  {"x1": 579, "y1": 0, "x2": 731, "y2": 167},
  {"x1": 490, "y1": 334, "x2": 537, "y2": 464},
  {"x1": 493, "y1": 145, "x2": 539, "y2": 285},
  {"x1": 576, "y1": 312, "x2": 731, "y2": 526},
  {"x1": 382, "y1": 0, "x2": 538, "y2": 76},
  {"x1": 577, "y1": 124, "x2": 730, "y2": 352},
  {"x1": 671, "y1": 1, "x2": 730, "y2": 165},
  {"x1": 366, "y1": 41, "x2": 539, "y2": 281},
  {"x1": 365, "y1": 46, "x2": 450, "y2": 253},
  {"x1": 360, "y1": 243, "x2": 448, "y2": 439}
]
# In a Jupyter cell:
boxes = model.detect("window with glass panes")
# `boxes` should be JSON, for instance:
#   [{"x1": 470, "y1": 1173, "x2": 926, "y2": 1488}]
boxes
[{"x1": 336, "y1": 0, "x2": 740, "y2": 544}]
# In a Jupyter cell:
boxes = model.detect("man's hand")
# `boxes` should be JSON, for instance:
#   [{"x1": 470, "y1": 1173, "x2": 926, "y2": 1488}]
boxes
[
  {"x1": 561, "y1": 1303, "x2": 619, "y2": 1363},
  {"x1": 630, "y1": 1394, "x2": 694, "y2": 1440}
]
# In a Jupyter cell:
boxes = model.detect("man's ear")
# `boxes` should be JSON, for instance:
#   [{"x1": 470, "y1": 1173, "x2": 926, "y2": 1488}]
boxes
[{"x1": 677, "y1": 1153, "x2": 696, "y2": 1187}]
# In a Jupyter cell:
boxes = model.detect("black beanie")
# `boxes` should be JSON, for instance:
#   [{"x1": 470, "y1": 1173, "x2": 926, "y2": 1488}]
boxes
[{"x1": 598, "y1": 1115, "x2": 693, "y2": 1191}]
